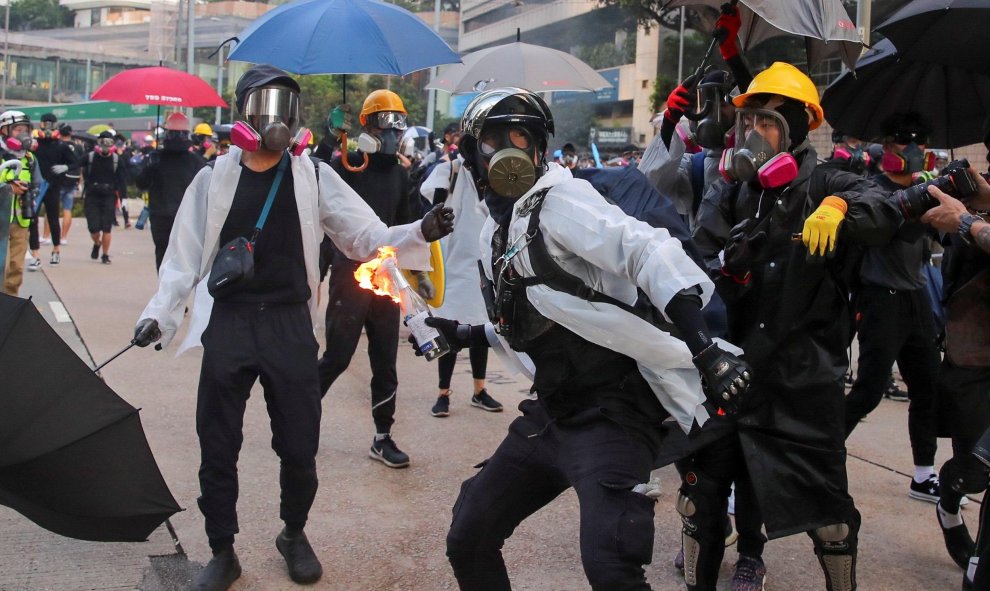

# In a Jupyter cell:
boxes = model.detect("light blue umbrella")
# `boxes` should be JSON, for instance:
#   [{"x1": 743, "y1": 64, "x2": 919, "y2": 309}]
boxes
[{"x1": 227, "y1": 0, "x2": 460, "y2": 77}]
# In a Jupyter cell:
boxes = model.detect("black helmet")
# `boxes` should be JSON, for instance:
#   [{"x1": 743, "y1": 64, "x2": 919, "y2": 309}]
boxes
[{"x1": 459, "y1": 87, "x2": 554, "y2": 153}]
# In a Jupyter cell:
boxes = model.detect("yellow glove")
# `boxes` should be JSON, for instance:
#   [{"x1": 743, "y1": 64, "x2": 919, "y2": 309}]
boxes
[{"x1": 802, "y1": 196, "x2": 848, "y2": 256}]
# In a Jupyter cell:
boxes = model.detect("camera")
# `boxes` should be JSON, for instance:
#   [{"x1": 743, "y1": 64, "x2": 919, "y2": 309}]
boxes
[{"x1": 891, "y1": 158, "x2": 979, "y2": 219}]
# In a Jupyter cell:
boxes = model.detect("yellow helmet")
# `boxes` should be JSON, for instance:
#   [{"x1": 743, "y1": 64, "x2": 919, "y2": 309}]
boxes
[
  {"x1": 194, "y1": 122, "x2": 214, "y2": 136},
  {"x1": 732, "y1": 62, "x2": 824, "y2": 130},
  {"x1": 360, "y1": 90, "x2": 406, "y2": 125}
]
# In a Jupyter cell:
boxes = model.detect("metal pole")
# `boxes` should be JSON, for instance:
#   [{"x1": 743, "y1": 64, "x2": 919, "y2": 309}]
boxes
[
  {"x1": 677, "y1": 7, "x2": 685, "y2": 83},
  {"x1": 84, "y1": 57, "x2": 91, "y2": 100},
  {"x1": 424, "y1": 0, "x2": 441, "y2": 130},
  {"x1": 187, "y1": 0, "x2": 195, "y2": 74},
  {"x1": 214, "y1": 43, "x2": 223, "y2": 126},
  {"x1": 856, "y1": 0, "x2": 871, "y2": 50},
  {"x1": 2, "y1": 0, "x2": 10, "y2": 108}
]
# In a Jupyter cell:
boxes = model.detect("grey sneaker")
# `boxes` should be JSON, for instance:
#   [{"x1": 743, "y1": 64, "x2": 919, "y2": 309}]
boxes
[
  {"x1": 369, "y1": 435, "x2": 410, "y2": 468},
  {"x1": 26, "y1": 257, "x2": 41, "y2": 271},
  {"x1": 431, "y1": 394, "x2": 450, "y2": 417},
  {"x1": 470, "y1": 389, "x2": 503, "y2": 412},
  {"x1": 50, "y1": 252, "x2": 60, "y2": 265}
]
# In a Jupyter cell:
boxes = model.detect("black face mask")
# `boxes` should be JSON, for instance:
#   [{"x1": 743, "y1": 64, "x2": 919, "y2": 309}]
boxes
[{"x1": 163, "y1": 130, "x2": 191, "y2": 152}]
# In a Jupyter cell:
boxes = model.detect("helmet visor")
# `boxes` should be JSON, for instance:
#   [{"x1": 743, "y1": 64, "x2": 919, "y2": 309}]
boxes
[
  {"x1": 97, "y1": 137, "x2": 115, "y2": 149},
  {"x1": 734, "y1": 108, "x2": 788, "y2": 156},
  {"x1": 368, "y1": 111, "x2": 408, "y2": 131},
  {"x1": 242, "y1": 86, "x2": 300, "y2": 130}
]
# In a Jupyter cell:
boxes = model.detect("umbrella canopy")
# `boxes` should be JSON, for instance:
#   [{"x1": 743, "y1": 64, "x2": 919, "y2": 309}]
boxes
[
  {"x1": 875, "y1": 0, "x2": 990, "y2": 77},
  {"x1": 663, "y1": 0, "x2": 863, "y2": 70},
  {"x1": 227, "y1": 0, "x2": 460, "y2": 76},
  {"x1": 821, "y1": 39, "x2": 990, "y2": 148},
  {"x1": 426, "y1": 41, "x2": 612, "y2": 94},
  {"x1": 0, "y1": 294, "x2": 181, "y2": 542},
  {"x1": 86, "y1": 124, "x2": 111, "y2": 136},
  {"x1": 91, "y1": 66, "x2": 227, "y2": 108}
]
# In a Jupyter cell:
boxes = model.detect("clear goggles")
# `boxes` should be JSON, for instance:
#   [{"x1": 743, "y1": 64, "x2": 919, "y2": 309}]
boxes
[
  {"x1": 891, "y1": 130, "x2": 929, "y2": 146},
  {"x1": 734, "y1": 107, "x2": 789, "y2": 156},
  {"x1": 367, "y1": 111, "x2": 407, "y2": 131},
  {"x1": 241, "y1": 86, "x2": 300, "y2": 129},
  {"x1": 97, "y1": 137, "x2": 115, "y2": 148}
]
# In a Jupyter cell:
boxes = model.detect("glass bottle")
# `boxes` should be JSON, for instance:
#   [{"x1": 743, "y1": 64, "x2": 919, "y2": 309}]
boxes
[{"x1": 380, "y1": 257, "x2": 451, "y2": 361}]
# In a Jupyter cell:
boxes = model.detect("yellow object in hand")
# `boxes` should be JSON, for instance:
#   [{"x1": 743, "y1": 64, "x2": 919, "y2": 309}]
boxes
[{"x1": 802, "y1": 196, "x2": 848, "y2": 256}]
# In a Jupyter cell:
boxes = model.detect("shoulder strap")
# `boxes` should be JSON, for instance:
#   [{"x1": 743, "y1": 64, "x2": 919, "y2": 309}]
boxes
[
  {"x1": 250, "y1": 153, "x2": 289, "y2": 244},
  {"x1": 112, "y1": 153, "x2": 118, "y2": 173},
  {"x1": 690, "y1": 150, "x2": 706, "y2": 214},
  {"x1": 520, "y1": 187, "x2": 649, "y2": 320}
]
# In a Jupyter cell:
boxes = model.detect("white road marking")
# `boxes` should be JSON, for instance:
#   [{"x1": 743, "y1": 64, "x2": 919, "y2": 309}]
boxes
[{"x1": 48, "y1": 301, "x2": 71, "y2": 323}]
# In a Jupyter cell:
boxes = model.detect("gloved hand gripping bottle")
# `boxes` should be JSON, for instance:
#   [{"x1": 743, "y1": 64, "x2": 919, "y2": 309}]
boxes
[{"x1": 380, "y1": 257, "x2": 451, "y2": 361}]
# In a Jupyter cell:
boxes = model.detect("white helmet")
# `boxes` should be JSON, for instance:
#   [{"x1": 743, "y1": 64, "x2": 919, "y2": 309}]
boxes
[{"x1": 0, "y1": 110, "x2": 30, "y2": 135}]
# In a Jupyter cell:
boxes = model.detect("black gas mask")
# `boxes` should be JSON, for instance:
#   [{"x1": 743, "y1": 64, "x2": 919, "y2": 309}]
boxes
[
  {"x1": 163, "y1": 130, "x2": 192, "y2": 152},
  {"x1": 685, "y1": 70, "x2": 734, "y2": 150}
]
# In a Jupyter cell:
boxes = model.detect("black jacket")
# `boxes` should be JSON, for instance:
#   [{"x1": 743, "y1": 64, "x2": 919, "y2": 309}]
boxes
[
  {"x1": 34, "y1": 139, "x2": 78, "y2": 186},
  {"x1": 135, "y1": 148, "x2": 207, "y2": 217},
  {"x1": 692, "y1": 147, "x2": 902, "y2": 388}
]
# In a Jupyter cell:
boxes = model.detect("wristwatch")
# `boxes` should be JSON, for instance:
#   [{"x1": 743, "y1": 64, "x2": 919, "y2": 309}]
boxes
[{"x1": 958, "y1": 213, "x2": 986, "y2": 245}]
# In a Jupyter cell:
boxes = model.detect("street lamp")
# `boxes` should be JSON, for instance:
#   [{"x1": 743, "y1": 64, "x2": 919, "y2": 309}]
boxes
[{"x1": 2, "y1": 0, "x2": 10, "y2": 108}]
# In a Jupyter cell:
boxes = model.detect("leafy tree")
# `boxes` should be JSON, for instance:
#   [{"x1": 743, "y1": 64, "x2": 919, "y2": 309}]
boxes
[{"x1": 9, "y1": 0, "x2": 72, "y2": 31}]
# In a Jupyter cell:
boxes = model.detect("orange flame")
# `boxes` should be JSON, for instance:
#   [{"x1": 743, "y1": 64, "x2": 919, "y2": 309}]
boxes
[{"x1": 354, "y1": 246, "x2": 401, "y2": 303}]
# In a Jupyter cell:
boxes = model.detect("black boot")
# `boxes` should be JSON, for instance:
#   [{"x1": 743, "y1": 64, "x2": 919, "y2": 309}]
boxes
[
  {"x1": 276, "y1": 526, "x2": 323, "y2": 584},
  {"x1": 192, "y1": 546, "x2": 241, "y2": 591}
]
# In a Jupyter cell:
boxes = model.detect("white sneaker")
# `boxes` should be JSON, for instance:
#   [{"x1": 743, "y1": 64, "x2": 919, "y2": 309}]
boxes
[
  {"x1": 60, "y1": 238, "x2": 68, "y2": 245},
  {"x1": 40, "y1": 237, "x2": 52, "y2": 245},
  {"x1": 27, "y1": 257, "x2": 42, "y2": 271}
]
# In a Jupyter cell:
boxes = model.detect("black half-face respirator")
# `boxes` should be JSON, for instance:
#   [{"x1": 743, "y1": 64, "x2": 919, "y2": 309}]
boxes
[
  {"x1": 477, "y1": 123, "x2": 541, "y2": 199},
  {"x1": 719, "y1": 105, "x2": 801, "y2": 189},
  {"x1": 232, "y1": 85, "x2": 311, "y2": 155},
  {"x1": 357, "y1": 111, "x2": 408, "y2": 156}
]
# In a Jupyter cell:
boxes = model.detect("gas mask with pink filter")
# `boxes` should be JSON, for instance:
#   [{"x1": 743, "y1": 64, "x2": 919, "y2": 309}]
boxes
[
  {"x1": 719, "y1": 105, "x2": 800, "y2": 189},
  {"x1": 231, "y1": 85, "x2": 312, "y2": 156}
]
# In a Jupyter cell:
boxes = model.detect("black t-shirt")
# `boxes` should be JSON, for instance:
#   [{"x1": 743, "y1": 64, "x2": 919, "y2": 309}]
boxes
[{"x1": 217, "y1": 161, "x2": 309, "y2": 303}]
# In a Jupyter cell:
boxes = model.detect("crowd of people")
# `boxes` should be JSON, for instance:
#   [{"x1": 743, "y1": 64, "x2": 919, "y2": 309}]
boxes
[{"x1": 4, "y1": 9, "x2": 990, "y2": 591}]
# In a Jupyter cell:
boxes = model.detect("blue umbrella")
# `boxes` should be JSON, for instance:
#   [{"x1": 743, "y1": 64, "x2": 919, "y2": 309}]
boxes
[{"x1": 227, "y1": 0, "x2": 460, "y2": 77}]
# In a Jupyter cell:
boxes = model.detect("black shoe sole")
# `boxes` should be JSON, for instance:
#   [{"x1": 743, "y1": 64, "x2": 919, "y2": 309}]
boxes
[{"x1": 275, "y1": 534, "x2": 323, "y2": 584}]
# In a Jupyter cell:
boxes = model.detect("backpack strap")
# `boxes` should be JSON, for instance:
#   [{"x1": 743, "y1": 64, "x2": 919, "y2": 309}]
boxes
[
  {"x1": 690, "y1": 150, "x2": 706, "y2": 215},
  {"x1": 519, "y1": 187, "x2": 651, "y2": 321}
]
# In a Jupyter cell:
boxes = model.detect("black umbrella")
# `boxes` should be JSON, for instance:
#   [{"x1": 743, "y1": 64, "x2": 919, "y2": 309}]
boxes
[
  {"x1": 875, "y1": 0, "x2": 990, "y2": 77},
  {"x1": 0, "y1": 294, "x2": 181, "y2": 542},
  {"x1": 821, "y1": 39, "x2": 990, "y2": 148}
]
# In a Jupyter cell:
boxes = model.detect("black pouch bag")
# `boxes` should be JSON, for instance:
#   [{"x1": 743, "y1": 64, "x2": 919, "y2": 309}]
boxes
[{"x1": 207, "y1": 154, "x2": 289, "y2": 298}]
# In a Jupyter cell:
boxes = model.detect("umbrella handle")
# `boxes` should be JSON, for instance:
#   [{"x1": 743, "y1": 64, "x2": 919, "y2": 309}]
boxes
[{"x1": 338, "y1": 132, "x2": 369, "y2": 172}]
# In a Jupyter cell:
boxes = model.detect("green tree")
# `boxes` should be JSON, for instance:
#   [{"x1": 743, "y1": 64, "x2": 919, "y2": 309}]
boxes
[{"x1": 9, "y1": 0, "x2": 72, "y2": 31}]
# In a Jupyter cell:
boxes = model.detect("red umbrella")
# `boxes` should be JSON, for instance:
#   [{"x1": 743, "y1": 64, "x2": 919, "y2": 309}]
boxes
[{"x1": 91, "y1": 66, "x2": 227, "y2": 108}]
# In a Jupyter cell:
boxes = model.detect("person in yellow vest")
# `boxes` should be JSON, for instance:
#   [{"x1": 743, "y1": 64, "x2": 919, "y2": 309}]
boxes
[{"x1": 1, "y1": 110, "x2": 40, "y2": 296}]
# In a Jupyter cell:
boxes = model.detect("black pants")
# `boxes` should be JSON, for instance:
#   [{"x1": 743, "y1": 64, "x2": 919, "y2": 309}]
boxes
[
  {"x1": 447, "y1": 400, "x2": 657, "y2": 591},
  {"x1": 437, "y1": 341, "x2": 489, "y2": 389},
  {"x1": 197, "y1": 302, "x2": 321, "y2": 548},
  {"x1": 28, "y1": 182, "x2": 61, "y2": 250},
  {"x1": 939, "y1": 361, "x2": 990, "y2": 514},
  {"x1": 318, "y1": 265, "x2": 400, "y2": 434},
  {"x1": 844, "y1": 286, "x2": 940, "y2": 466},
  {"x1": 674, "y1": 424, "x2": 765, "y2": 591},
  {"x1": 85, "y1": 192, "x2": 115, "y2": 234},
  {"x1": 149, "y1": 214, "x2": 174, "y2": 272}
]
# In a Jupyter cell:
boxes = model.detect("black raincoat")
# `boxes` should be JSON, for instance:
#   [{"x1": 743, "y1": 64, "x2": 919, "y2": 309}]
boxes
[{"x1": 691, "y1": 147, "x2": 902, "y2": 537}]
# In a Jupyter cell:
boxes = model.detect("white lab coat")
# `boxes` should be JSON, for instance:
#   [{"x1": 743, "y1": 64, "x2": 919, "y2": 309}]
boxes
[
  {"x1": 140, "y1": 146, "x2": 432, "y2": 355},
  {"x1": 480, "y1": 163, "x2": 736, "y2": 433},
  {"x1": 420, "y1": 156, "x2": 489, "y2": 324}
]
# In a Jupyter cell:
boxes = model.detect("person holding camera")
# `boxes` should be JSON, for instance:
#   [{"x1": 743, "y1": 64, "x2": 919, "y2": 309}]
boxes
[
  {"x1": 843, "y1": 113, "x2": 946, "y2": 509},
  {"x1": 130, "y1": 65, "x2": 453, "y2": 591},
  {"x1": 916, "y1": 148, "x2": 990, "y2": 585}
]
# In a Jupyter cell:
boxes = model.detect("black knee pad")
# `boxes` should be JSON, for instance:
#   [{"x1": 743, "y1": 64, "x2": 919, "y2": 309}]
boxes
[
  {"x1": 677, "y1": 470, "x2": 730, "y2": 591},
  {"x1": 942, "y1": 456, "x2": 990, "y2": 496}
]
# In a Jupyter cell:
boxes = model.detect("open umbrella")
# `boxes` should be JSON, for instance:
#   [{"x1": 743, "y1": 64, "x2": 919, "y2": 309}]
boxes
[
  {"x1": 875, "y1": 0, "x2": 990, "y2": 77},
  {"x1": 821, "y1": 39, "x2": 990, "y2": 148},
  {"x1": 425, "y1": 39, "x2": 612, "y2": 94},
  {"x1": 86, "y1": 124, "x2": 111, "y2": 136},
  {"x1": 227, "y1": 0, "x2": 459, "y2": 77},
  {"x1": 663, "y1": 0, "x2": 864, "y2": 70},
  {"x1": 0, "y1": 294, "x2": 181, "y2": 542},
  {"x1": 402, "y1": 125, "x2": 432, "y2": 152},
  {"x1": 91, "y1": 66, "x2": 227, "y2": 108}
]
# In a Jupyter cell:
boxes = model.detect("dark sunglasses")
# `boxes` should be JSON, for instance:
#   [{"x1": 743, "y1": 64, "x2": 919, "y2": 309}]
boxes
[{"x1": 892, "y1": 131, "x2": 928, "y2": 145}]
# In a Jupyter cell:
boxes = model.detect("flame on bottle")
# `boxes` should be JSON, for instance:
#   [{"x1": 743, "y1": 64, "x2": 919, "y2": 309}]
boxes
[{"x1": 353, "y1": 246, "x2": 401, "y2": 303}]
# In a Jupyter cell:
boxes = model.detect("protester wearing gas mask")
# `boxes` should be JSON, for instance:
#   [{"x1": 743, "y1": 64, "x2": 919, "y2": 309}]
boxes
[
  {"x1": 316, "y1": 89, "x2": 433, "y2": 470},
  {"x1": 81, "y1": 131, "x2": 128, "y2": 264},
  {"x1": 691, "y1": 62, "x2": 901, "y2": 591},
  {"x1": 130, "y1": 65, "x2": 453, "y2": 591},
  {"x1": 639, "y1": 3, "x2": 754, "y2": 232},
  {"x1": 30, "y1": 113, "x2": 76, "y2": 268},
  {"x1": 822, "y1": 130, "x2": 872, "y2": 177},
  {"x1": 842, "y1": 113, "x2": 946, "y2": 519},
  {"x1": 0, "y1": 110, "x2": 39, "y2": 296},
  {"x1": 420, "y1": 87, "x2": 749, "y2": 591},
  {"x1": 135, "y1": 112, "x2": 207, "y2": 271}
]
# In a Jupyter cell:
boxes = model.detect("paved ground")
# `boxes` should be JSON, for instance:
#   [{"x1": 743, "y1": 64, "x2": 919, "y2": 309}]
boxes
[{"x1": 0, "y1": 225, "x2": 978, "y2": 590}]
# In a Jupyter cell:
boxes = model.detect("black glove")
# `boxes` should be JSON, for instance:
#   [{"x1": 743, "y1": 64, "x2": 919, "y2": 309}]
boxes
[
  {"x1": 722, "y1": 219, "x2": 767, "y2": 278},
  {"x1": 133, "y1": 318, "x2": 161, "y2": 348},
  {"x1": 692, "y1": 344, "x2": 752, "y2": 415},
  {"x1": 421, "y1": 203, "x2": 455, "y2": 242},
  {"x1": 407, "y1": 316, "x2": 467, "y2": 354}
]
